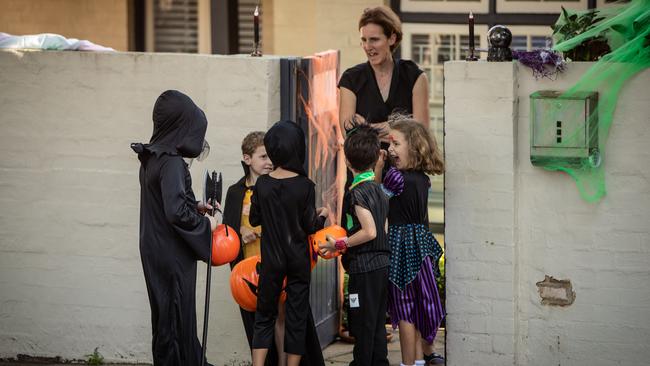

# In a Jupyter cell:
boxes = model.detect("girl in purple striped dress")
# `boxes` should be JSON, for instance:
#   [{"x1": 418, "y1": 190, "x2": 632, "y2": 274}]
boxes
[{"x1": 384, "y1": 117, "x2": 445, "y2": 366}]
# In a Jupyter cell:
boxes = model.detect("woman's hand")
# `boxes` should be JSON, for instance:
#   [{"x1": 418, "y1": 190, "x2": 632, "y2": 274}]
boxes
[
  {"x1": 374, "y1": 121, "x2": 390, "y2": 140},
  {"x1": 354, "y1": 113, "x2": 366, "y2": 124}
]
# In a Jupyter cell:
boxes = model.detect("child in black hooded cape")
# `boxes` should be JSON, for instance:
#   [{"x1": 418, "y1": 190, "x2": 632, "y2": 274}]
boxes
[
  {"x1": 131, "y1": 90, "x2": 217, "y2": 366},
  {"x1": 249, "y1": 121, "x2": 327, "y2": 366}
]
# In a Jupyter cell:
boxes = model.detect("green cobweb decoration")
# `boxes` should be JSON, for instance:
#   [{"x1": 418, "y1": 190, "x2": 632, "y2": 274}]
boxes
[{"x1": 540, "y1": 0, "x2": 650, "y2": 203}]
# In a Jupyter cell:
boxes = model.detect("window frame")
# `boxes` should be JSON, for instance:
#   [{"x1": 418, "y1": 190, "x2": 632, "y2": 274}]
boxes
[
  {"x1": 495, "y1": 0, "x2": 588, "y2": 14},
  {"x1": 400, "y1": 0, "x2": 490, "y2": 14}
]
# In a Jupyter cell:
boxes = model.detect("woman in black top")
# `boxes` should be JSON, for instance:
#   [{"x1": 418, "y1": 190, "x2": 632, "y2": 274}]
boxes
[{"x1": 338, "y1": 6, "x2": 430, "y2": 137}]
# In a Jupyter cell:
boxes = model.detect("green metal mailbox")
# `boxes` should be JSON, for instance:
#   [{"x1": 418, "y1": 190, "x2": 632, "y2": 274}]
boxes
[{"x1": 530, "y1": 90, "x2": 600, "y2": 168}]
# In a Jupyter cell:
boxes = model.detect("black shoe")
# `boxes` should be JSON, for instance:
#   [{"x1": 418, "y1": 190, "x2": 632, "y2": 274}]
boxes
[{"x1": 424, "y1": 352, "x2": 445, "y2": 365}]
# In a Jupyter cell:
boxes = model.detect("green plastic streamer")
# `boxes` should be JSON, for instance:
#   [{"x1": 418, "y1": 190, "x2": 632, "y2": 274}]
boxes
[{"x1": 539, "y1": 0, "x2": 650, "y2": 202}]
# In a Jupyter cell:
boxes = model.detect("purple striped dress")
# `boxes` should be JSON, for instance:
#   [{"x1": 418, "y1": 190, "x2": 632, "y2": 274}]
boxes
[{"x1": 387, "y1": 224, "x2": 445, "y2": 344}]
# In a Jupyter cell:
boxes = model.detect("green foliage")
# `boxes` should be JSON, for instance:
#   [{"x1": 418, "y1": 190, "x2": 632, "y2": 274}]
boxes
[
  {"x1": 552, "y1": 6, "x2": 611, "y2": 61},
  {"x1": 85, "y1": 347, "x2": 104, "y2": 365}
]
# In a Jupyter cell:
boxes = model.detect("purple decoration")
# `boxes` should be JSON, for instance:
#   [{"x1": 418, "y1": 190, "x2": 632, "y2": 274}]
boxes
[
  {"x1": 513, "y1": 49, "x2": 566, "y2": 79},
  {"x1": 382, "y1": 167, "x2": 405, "y2": 198}
]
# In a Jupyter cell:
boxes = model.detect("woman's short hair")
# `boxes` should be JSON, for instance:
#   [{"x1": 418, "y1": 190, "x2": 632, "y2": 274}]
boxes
[{"x1": 358, "y1": 6, "x2": 403, "y2": 52}]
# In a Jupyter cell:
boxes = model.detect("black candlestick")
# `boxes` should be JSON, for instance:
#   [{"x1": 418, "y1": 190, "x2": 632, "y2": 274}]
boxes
[
  {"x1": 467, "y1": 12, "x2": 478, "y2": 61},
  {"x1": 251, "y1": 5, "x2": 262, "y2": 56}
]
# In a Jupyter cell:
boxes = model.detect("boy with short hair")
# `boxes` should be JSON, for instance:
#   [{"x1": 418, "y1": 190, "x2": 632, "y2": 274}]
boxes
[
  {"x1": 224, "y1": 131, "x2": 274, "y2": 360},
  {"x1": 321, "y1": 123, "x2": 391, "y2": 366}
]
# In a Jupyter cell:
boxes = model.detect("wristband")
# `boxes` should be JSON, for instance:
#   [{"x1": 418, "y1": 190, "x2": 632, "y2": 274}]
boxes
[{"x1": 334, "y1": 237, "x2": 349, "y2": 251}]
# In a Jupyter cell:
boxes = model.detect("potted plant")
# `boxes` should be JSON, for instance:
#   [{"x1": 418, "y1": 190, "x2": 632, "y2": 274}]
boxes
[{"x1": 552, "y1": 7, "x2": 611, "y2": 61}]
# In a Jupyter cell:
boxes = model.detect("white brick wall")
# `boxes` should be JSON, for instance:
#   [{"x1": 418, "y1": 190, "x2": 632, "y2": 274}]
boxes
[
  {"x1": 0, "y1": 50, "x2": 281, "y2": 364},
  {"x1": 445, "y1": 62, "x2": 518, "y2": 366},
  {"x1": 445, "y1": 61, "x2": 650, "y2": 365}
]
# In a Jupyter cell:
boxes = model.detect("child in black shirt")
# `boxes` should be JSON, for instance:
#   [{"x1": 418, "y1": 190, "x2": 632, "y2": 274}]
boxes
[
  {"x1": 250, "y1": 121, "x2": 328, "y2": 366},
  {"x1": 320, "y1": 123, "x2": 390, "y2": 366}
]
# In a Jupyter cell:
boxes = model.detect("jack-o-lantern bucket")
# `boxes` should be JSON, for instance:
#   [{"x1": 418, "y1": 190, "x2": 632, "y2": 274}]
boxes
[{"x1": 230, "y1": 255, "x2": 286, "y2": 312}]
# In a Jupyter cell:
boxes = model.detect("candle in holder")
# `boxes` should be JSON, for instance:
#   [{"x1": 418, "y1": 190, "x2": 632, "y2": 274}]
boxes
[
  {"x1": 254, "y1": 6, "x2": 260, "y2": 46},
  {"x1": 467, "y1": 11, "x2": 478, "y2": 61},
  {"x1": 251, "y1": 5, "x2": 262, "y2": 56},
  {"x1": 469, "y1": 12, "x2": 475, "y2": 50}
]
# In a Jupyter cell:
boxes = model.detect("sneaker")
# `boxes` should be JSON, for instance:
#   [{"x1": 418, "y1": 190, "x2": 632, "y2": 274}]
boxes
[{"x1": 424, "y1": 352, "x2": 445, "y2": 365}]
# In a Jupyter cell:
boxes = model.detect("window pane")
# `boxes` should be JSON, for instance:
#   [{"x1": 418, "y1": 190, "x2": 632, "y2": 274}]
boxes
[
  {"x1": 436, "y1": 34, "x2": 453, "y2": 63},
  {"x1": 433, "y1": 66, "x2": 444, "y2": 101},
  {"x1": 511, "y1": 35, "x2": 528, "y2": 50},
  {"x1": 460, "y1": 35, "x2": 480, "y2": 59},
  {"x1": 531, "y1": 36, "x2": 551, "y2": 49},
  {"x1": 412, "y1": 34, "x2": 431, "y2": 65}
]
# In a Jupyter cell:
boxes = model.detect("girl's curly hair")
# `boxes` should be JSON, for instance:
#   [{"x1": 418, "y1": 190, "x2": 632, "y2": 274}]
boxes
[{"x1": 388, "y1": 113, "x2": 444, "y2": 175}]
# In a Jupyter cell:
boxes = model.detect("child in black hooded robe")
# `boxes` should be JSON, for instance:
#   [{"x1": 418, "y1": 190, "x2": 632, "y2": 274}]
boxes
[
  {"x1": 250, "y1": 121, "x2": 327, "y2": 366},
  {"x1": 131, "y1": 90, "x2": 217, "y2": 366}
]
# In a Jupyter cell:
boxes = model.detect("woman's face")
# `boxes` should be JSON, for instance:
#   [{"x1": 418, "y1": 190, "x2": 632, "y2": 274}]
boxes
[{"x1": 360, "y1": 23, "x2": 395, "y2": 66}]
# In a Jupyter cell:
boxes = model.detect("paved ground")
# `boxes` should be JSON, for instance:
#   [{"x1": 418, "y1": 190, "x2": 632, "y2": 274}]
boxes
[
  {"x1": 322, "y1": 328, "x2": 445, "y2": 366},
  {"x1": 0, "y1": 329, "x2": 445, "y2": 366}
]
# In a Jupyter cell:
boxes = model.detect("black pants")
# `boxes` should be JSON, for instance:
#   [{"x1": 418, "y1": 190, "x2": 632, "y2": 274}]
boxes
[
  {"x1": 240, "y1": 308, "x2": 278, "y2": 366},
  {"x1": 347, "y1": 267, "x2": 390, "y2": 366},
  {"x1": 253, "y1": 249, "x2": 311, "y2": 355}
]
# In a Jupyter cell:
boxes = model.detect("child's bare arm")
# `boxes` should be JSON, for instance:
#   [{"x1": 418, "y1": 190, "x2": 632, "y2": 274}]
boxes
[
  {"x1": 346, "y1": 205, "x2": 377, "y2": 247},
  {"x1": 321, "y1": 204, "x2": 376, "y2": 255}
]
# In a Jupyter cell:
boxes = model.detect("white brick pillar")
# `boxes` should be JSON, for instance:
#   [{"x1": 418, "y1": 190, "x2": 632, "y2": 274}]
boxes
[{"x1": 444, "y1": 61, "x2": 518, "y2": 365}]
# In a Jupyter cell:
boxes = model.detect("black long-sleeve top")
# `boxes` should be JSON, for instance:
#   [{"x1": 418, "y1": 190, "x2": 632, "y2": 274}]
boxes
[
  {"x1": 388, "y1": 170, "x2": 430, "y2": 226},
  {"x1": 250, "y1": 174, "x2": 325, "y2": 268}
]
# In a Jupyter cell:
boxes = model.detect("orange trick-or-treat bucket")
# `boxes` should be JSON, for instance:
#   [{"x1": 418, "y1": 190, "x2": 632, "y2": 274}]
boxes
[
  {"x1": 230, "y1": 255, "x2": 287, "y2": 312},
  {"x1": 211, "y1": 224, "x2": 240, "y2": 266},
  {"x1": 309, "y1": 224, "x2": 347, "y2": 261}
]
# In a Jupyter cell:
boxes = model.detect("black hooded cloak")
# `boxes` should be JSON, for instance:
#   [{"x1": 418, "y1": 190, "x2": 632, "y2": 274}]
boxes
[
  {"x1": 223, "y1": 167, "x2": 323, "y2": 365},
  {"x1": 131, "y1": 90, "x2": 211, "y2": 366},
  {"x1": 249, "y1": 121, "x2": 325, "y2": 364}
]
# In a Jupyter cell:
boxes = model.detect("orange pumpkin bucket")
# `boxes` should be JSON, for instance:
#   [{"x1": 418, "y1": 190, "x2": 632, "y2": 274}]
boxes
[
  {"x1": 309, "y1": 225, "x2": 347, "y2": 261},
  {"x1": 230, "y1": 256, "x2": 259, "y2": 312},
  {"x1": 211, "y1": 224, "x2": 240, "y2": 266},
  {"x1": 230, "y1": 255, "x2": 286, "y2": 312}
]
